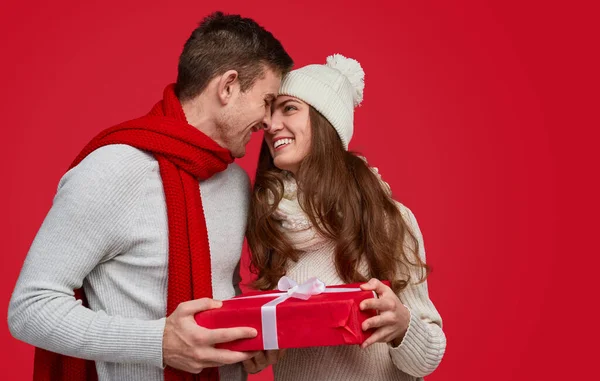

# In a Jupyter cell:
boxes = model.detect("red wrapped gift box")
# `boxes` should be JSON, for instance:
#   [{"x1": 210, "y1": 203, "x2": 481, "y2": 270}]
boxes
[{"x1": 195, "y1": 277, "x2": 379, "y2": 351}]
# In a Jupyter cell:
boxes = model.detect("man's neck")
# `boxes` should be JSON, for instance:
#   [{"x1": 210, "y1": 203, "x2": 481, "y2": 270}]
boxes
[{"x1": 181, "y1": 97, "x2": 224, "y2": 147}]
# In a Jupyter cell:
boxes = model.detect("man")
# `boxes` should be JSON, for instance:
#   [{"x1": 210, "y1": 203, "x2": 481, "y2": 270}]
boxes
[{"x1": 8, "y1": 11, "x2": 293, "y2": 381}]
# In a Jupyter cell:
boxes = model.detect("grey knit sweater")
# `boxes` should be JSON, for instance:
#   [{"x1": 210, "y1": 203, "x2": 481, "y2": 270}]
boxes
[{"x1": 8, "y1": 144, "x2": 250, "y2": 381}]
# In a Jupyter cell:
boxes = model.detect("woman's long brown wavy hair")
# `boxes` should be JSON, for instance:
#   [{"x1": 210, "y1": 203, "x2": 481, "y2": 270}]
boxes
[{"x1": 247, "y1": 107, "x2": 430, "y2": 294}]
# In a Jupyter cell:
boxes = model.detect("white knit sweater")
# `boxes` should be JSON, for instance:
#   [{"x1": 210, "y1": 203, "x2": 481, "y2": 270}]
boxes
[{"x1": 270, "y1": 175, "x2": 446, "y2": 381}]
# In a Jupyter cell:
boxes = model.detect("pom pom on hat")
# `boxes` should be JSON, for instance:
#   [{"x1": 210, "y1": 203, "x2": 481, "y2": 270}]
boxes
[{"x1": 326, "y1": 54, "x2": 365, "y2": 107}]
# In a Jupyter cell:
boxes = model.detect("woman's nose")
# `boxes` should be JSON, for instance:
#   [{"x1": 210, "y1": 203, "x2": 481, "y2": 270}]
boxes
[{"x1": 265, "y1": 116, "x2": 283, "y2": 134}]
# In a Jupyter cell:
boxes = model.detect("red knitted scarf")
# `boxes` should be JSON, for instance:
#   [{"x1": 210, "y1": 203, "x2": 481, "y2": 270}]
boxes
[{"x1": 32, "y1": 84, "x2": 232, "y2": 381}]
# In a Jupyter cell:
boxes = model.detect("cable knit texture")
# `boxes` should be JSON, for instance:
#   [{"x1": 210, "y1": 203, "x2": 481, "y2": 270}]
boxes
[{"x1": 270, "y1": 172, "x2": 446, "y2": 381}]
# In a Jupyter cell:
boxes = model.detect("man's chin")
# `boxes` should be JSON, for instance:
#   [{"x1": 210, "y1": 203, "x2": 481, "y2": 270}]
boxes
[{"x1": 231, "y1": 147, "x2": 246, "y2": 159}]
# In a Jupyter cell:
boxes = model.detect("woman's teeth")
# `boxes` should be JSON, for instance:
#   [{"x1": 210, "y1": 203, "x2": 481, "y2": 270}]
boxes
[{"x1": 274, "y1": 138, "x2": 294, "y2": 149}]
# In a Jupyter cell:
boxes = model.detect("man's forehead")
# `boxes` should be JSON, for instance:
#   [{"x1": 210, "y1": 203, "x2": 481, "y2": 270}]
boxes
[
  {"x1": 261, "y1": 68, "x2": 282, "y2": 89},
  {"x1": 252, "y1": 68, "x2": 281, "y2": 98}
]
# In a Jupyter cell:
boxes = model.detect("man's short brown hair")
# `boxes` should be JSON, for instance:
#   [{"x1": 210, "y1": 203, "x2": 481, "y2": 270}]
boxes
[{"x1": 175, "y1": 12, "x2": 294, "y2": 101}]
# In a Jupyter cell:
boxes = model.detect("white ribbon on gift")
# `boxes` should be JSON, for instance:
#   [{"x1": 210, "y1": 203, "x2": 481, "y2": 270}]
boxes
[{"x1": 234, "y1": 276, "x2": 364, "y2": 350}]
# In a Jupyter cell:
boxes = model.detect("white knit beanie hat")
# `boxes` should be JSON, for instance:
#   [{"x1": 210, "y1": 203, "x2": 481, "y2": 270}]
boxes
[{"x1": 278, "y1": 54, "x2": 365, "y2": 150}]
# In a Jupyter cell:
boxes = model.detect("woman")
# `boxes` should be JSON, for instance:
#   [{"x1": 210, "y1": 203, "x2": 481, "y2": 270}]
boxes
[{"x1": 245, "y1": 54, "x2": 446, "y2": 380}]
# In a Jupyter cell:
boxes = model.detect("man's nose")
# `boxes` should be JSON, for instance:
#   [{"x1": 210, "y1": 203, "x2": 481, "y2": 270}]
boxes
[{"x1": 262, "y1": 112, "x2": 274, "y2": 132}]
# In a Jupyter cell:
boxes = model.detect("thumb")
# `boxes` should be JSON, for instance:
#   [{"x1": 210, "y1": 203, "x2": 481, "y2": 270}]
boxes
[{"x1": 360, "y1": 278, "x2": 379, "y2": 291}]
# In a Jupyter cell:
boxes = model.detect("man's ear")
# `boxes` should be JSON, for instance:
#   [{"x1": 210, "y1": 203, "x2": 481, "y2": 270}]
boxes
[{"x1": 216, "y1": 70, "x2": 240, "y2": 106}]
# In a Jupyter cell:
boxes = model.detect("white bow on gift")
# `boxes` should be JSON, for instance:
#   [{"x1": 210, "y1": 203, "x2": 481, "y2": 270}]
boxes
[
  {"x1": 235, "y1": 276, "x2": 362, "y2": 349},
  {"x1": 277, "y1": 276, "x2": 326, "y2": 300}
]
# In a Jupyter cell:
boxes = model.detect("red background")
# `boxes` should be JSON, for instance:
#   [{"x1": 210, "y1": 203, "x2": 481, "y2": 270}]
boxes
[{"x1": 1, "y1": 1, "x2": 597, "y2": 380}]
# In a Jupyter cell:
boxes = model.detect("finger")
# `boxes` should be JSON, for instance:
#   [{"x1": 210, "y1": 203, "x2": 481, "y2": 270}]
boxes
[
  {"x1": 360, "y1": 297, "x2": 395, "y2": 312},
  {"x1": 360, "y1": 278, "x2": 389, "y2": 297},
  {"x1": 179, "y1": 298, "x2": 223, "y2": 315},
  {"x1": 206, "y1": 348, "x2": 260, "y2": 365},
  {"x1": 361, "y1": 326, "x2": 396, "y2": 349},
  {"x1": 206, "y1": 327, "x2": 258, "y2": 345},
  {"x1": 359, "y1": 278, "x2": 380, "y2": 291},
  {"x1": 199, "y1": 361, "x2": 221, "y2": 369},
  {"x1": 362, "y1": 312, "x2": 395, "y2": 331}
]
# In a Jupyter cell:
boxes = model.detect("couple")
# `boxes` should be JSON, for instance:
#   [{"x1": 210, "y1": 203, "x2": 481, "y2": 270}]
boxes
[{"x1": 8, "y1": 11, "x2": 445, "y2": 381}]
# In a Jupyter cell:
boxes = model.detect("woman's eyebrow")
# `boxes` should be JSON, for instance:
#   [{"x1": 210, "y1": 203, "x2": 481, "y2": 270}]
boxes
[{"x1": 274, "y1": 98, "x2": 302, "y2": 108}]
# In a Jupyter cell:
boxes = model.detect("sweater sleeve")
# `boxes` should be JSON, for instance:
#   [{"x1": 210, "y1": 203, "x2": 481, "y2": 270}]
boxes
[
  {"x1": 388, "y1": 204, "x2": 446, "y2": 377},
  {"x1": 8, "y1": 144, "x2": 166, "y2": 367}
]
